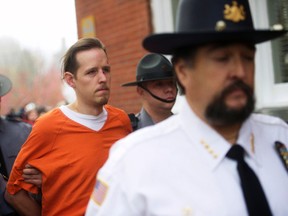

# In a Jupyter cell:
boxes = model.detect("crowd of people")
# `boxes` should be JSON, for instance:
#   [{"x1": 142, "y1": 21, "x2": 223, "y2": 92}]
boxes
[
  {"x1": 6, "y1": 102, "x2": 50, "y2": 126},
  {"x1": 1, "y1": 0, "x2": 288, "y2": 215}
]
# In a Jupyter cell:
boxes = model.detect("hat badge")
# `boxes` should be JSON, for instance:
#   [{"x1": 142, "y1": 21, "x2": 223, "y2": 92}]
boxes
[
  {"x1": 224, "y1": 1, "x2": 246, "y2": 23},
  {"x1": 162, "y1": 64, "x2": 168, "y2": 72}
]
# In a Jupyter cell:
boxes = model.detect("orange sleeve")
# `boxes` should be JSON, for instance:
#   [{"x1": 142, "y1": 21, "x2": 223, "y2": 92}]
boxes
[{"x1": 6, "y1": 109, "x2": 60, "y2": 195}]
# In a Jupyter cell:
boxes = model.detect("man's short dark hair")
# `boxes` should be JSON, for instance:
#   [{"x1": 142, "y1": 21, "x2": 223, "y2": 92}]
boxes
[{"x1": 61, "y1": 37, "x2": 107, "y2": 78}]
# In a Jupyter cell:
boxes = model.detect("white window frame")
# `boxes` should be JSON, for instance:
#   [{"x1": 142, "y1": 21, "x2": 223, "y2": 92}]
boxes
[
  {"x1": 150, "y1": 0, "x2": 174, "y2": 33},
  {"x1": 249, "y1": 0, "x2": 288, "y2": 110},
  {"x1": 150, "y1": 0, "x2": 185, "y2": 114}
]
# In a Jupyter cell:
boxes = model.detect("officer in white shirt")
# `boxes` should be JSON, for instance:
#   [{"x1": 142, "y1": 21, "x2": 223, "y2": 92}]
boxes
[{"x1": 85, "y1": 0, "x2": 288, "y2": 215}]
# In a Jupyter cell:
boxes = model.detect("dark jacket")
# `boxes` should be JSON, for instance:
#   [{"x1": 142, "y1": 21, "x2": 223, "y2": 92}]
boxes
[{"x1": 0, "y1": 117, "x2": 31, "y2": 215}]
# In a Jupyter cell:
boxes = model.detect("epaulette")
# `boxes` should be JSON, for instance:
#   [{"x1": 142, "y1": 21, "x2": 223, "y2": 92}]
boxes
[{"x1": 275, "y1": 141, "x2": 288, "y2": 173}]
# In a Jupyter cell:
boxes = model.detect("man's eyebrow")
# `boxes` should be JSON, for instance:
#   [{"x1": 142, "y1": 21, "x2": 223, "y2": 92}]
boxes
[
  {"x1": 85, "y1": 65, "x2": 111, "y2": 71},
  {"x1": 85, "y1": 66, "x2": 98, "y2": 71}
]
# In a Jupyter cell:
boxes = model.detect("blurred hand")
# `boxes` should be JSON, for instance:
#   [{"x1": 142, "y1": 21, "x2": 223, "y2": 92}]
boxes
[{"x1": 22, "y1": 164, "x2": 42, "y2": 188}]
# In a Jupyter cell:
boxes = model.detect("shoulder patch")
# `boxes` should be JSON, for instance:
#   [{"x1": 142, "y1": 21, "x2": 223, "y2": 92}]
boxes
[
  {"x1": 275, "y1": 141, "x2": 288, "y2": 173},
  {"x1": 91, "y1": 178, "x2": 109, "y2": 206}
]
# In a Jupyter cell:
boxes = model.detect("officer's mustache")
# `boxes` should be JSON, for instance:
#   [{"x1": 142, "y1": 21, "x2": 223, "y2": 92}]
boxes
[{"x1": 221, "y1": 80, "x2": 253, "y2": 99}]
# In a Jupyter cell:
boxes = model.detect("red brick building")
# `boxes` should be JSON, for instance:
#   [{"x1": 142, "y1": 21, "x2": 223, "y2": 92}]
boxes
[{"x1": 74, "y1": 0, "x2": 152, "y2": 114}]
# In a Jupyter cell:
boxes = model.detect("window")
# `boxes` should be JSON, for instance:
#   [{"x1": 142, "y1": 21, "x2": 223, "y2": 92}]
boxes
[
  {"x1": 267, "y1": 0, "x2": 288, "y2": 83},
  {"x1": 248, "y1": 0, "x2": 288, "y2": 120},
  {"x1": 171, "y1": 0, "x2": 179, "y2": 27}
]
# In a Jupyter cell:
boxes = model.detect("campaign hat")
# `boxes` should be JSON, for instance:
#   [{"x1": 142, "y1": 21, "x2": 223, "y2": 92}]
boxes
[
  {"x1": 143, "y1": 0, "x2": 287, "y2": 54},
  {"x1": 0, "y1": 74, "x2": 12, "y2": 97},
  {"x1": 122, "y1": 53, "x2": 174, "y2": 87}
]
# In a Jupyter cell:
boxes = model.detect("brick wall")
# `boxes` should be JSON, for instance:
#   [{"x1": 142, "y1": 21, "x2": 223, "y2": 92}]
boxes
[{"x1": 74, "y1": 0, "x2": 152, "y2": 114}]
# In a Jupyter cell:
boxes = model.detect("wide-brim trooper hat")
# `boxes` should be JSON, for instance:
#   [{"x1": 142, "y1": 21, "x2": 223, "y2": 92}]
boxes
[
  {"x1": 0, "y1": 74, "x2": 12, "y2": 97},
  {"x1": 143, "y1": 0, "x2": 287, "y2": 54},
  {"x1": 122, "y1": 53, "x2": 174, "y2": 87}
]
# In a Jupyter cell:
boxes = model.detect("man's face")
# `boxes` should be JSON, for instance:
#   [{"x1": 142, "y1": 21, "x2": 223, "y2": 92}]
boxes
[
  {"x1": 139, "y1": 79, "x2": 177, "y2": 111},
  {"x1": 72, "y1": 48, "x2": 111, "y2": 107},
  {"x1": 176, "y1": 43, "x2": 256, "y2": 126}
]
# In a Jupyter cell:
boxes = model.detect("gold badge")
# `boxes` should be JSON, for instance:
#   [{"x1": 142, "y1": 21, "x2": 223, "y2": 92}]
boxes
[{"x1": 224, "y1": 1, "x2": 246, "y2": 23}]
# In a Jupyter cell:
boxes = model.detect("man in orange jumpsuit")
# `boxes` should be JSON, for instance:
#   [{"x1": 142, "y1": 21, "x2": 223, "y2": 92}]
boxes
[{"x1": 5, "y1": 37, "x2": 132, "y2": 216}]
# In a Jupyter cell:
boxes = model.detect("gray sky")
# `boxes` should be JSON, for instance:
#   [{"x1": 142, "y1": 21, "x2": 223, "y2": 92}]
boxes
[
  {"x1": 0, "y1": 0, "x2": 78, "y2": 102},
  {"x1": 0, "y1": 0, "x2": 78, "y2": 56}
]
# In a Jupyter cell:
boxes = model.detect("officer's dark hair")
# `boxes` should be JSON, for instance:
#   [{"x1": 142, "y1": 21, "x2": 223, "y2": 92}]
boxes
[
  {"x1": 61, "y1": 37, "x2": 108, "y2": 79},
  {"x1": 171, "y1": 45, "x2": 199, "y2": 95}
]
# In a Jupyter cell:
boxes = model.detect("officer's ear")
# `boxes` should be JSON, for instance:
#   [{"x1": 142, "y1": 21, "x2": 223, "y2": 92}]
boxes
[
  {"x1": 174, "y1": 59, "x2": 190, "y2": 91},
  {"x1": 64, "y1": 72, "x2": 76, "y2": 88},
  {"x1": 136, "y1": 86, "x2": 144, "y2": 96}
]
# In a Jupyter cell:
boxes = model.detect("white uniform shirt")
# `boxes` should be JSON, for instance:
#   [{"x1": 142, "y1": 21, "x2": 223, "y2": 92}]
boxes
[{"x1": 85, "y1": 98, "x2": 288, "y2": 216}]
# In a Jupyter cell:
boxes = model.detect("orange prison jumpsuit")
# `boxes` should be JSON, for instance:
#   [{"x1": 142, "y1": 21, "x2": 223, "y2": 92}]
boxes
[{"x1": 7, "y1": 105, "x2": 132, "y2": 215}]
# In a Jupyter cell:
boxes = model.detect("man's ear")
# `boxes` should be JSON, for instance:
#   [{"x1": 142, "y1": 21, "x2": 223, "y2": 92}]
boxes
[
  {"x1": 63, "y1": 72, "x2": 76, "y2": 88},
  {"x1": 136, "y1": 86, "x2": 144, "y2": 96},
  {"x1": 174, "y1": 60, "x2": 189, "y2": 89}
]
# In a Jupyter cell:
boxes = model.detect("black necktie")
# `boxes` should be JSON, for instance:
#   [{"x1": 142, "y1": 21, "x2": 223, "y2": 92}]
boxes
[{"x1": 226, "y1": 144, "x2": 272, "y2": 216}]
